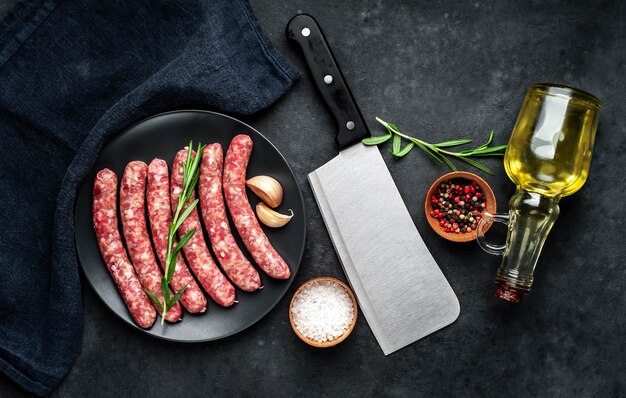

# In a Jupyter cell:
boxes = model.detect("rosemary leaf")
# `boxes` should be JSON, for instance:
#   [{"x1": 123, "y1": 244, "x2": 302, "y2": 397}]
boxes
[
  {"x1": 387, "y1": 123, "x2": 400, "y2": 132},
  {"x1": 188, "y1": 170, "x2": 201, "y2": 196},
  {"x1": 166, "y1": 261, "x2": 177, "y2": 287},
  {"x1": 173, "y1": 199, "x2": 199, "y2": 233},
  {"x1": 472, "y1": 144, "x2": 508, "y2": 154},
  {"x1": 166, "y1": 256, "x2": 177, "y2": 282},
  {"x1": 144, "y1": 289, "x2": 164, "y2": 312},
  {"x1": 170, "y1": 285, "x2": 188, "y2": 308},
  {"x1": 363, "y1": 117, "x2": 506, "y2": 174},
  {"x1": 162, "y1": 277, "x2": 171, "y2": 303},
  {"x1": 434, "y1": 139, "x2": 473, "y2": 147},
  {"x1": 440, "y1": 154, "x2": 458, "y2": 171},
  {"x1": 457, "y1": 156, "x2": 494, "y2": 175},
  {"x1": 459, "y1": 146, "x2": 507, "y2": 156},
  {"x1": 391, "y1": 142, "x2": 415, "y2": 158},
  {"x1": 484, "y1": 130, "x2": 494, "y2": 147},
  {"x1": 413, "y1": 140, "x2": 444, "y2": 164},
  {"x1": 392, "y1": 134, "x2": 402, "y2": 154},
  {"x1": 362, "y1": 134, "x2": 392, "y2": 145},
  {"x1": 186, "y1": 143, "x2": 204, "y2": 182},
  {"x1": 184, "y1": 145, "x2": 193, "y2": 180},
  {"x1": 173, "y1": 229, "x2": 195, "y2": 257}
]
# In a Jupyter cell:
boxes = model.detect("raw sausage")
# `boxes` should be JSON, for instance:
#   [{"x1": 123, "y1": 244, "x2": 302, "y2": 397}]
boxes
[
  {"x1": 223, "y1": 135, "x2": 291, "y2": 279},
  {"x1": 147, "y1": 159, "x2": 207, "y2": 313},
  {"x1": 93, "y1": 169, "x2": 156, "y2": 329},
  {"x1": 199, "y1": 144, "x2": 261, "y2": 291},
  {"x1": 171, "y1": 149, "x2": 236, "y2": 307},
  {"x1": 120, "y1": 161, "x2": 182, "y2": 322}
]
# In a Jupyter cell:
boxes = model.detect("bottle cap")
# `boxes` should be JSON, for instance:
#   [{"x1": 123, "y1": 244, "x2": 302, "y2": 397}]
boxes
[{"x1": 495, "y1": 282, "x2": 525, "y2": 303}]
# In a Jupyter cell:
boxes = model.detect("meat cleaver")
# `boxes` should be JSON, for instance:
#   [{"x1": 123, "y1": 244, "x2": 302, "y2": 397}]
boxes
[{"x1": 287, "y1": 14, "x2": 460, "y2": 355}]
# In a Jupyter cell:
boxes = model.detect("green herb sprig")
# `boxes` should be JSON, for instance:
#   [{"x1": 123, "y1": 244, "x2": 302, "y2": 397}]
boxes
[
  {"x1": 363, "y1": 117, "x2": 507, "y2": 175},
  {"x1": 145, "y1": 141, "x2": 204, "y2": 326}
]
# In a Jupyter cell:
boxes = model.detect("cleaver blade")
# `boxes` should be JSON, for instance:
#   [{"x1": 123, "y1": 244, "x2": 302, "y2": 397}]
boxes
[
  {"x1": 309, "y1": 144, "x2": 460, "y2": 355},
  {"x1": 288, "y1": 14, "x2": 460, "y2": 355}
]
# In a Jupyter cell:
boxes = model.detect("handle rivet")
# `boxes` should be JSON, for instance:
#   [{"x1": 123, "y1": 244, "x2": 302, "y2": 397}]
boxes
[
  {"x1": 301, "y1": 28, "x2": 310, "y2": 37},
  {"x1": 323, "y1": 75, "x2": 333, "y2": 84},
  {"x1": 346, "y1": 121, "x2": 355, "y2": 130}
]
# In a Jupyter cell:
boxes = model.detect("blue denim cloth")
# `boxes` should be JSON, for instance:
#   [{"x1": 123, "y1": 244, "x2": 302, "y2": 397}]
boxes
[{"x1": 0, "y1": 1, "x2": 298, "y2": 395}]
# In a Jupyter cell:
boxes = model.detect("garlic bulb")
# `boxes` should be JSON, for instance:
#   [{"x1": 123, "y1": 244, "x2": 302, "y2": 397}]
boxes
[
  {"x1": 256, "y1": 202, "x2": 293, "y2": 228},
  {"x1": 246, "y1": 175, "x2": 283, "y2": 208}
]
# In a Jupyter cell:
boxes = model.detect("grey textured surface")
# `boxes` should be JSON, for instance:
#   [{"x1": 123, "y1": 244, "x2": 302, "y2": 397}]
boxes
[{"x1": 1, "y1": 0, "x2": 625, "y2": 397}]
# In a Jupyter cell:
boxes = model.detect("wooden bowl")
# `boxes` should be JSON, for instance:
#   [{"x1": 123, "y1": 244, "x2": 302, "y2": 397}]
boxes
[
  {"x1": 424, "y1": 171, "x2": 496, "y2": 242},
  {"x1": 289, "y1": 277, "x2": 358, "y2": 348}
]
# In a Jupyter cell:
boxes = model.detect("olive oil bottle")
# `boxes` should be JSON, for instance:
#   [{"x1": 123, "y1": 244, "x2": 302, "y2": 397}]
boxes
[
  {"x1": 504, "y1": 84, "x2": 599, "y2": 197},
  {"x1": 478, "y1": 83, "x2": 600, "y2": 302}
]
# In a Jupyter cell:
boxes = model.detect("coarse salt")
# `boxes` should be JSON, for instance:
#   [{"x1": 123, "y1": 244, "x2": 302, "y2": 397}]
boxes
[{"x1": 291, "y1": 280, "x2": 354, "y2": 343}]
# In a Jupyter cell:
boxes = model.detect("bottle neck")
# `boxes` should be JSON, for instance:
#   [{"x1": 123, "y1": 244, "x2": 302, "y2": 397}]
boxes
[{"x1": 495, "y1": 190, "x2": 560, "y2": 302}]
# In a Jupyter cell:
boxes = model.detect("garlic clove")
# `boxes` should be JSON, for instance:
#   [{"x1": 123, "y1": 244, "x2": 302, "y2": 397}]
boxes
[
  {"x1": 246, "y1": 175, "x2": 284, "y2": 208},
  {"x1": 256, "y1": 202, "x2": 293, "y2": 228}
]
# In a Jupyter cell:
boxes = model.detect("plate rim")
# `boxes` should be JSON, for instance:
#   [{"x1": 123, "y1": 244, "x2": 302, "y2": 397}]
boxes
[{"x1": 74, "y1": 109, "x2": 307, "y2": 343}]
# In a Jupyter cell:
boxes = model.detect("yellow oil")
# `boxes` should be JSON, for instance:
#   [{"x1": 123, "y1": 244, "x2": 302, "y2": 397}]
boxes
[
  {"x1": 504, "y1": 84, "x2": 600, "y2": 197},
  {"x1": 489, "y1": 84, "x2": 600, "y2": 302}
]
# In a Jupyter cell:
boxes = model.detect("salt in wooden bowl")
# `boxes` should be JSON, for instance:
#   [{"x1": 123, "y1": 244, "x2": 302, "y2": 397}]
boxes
[{"x1": 289, "y1": 277, "x2": 358, "y2": 348}]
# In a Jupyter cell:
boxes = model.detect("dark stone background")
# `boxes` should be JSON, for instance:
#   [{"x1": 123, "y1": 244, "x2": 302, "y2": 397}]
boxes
[{"x1": 1, "y1": 1, "x2": 624, "y2": 397}]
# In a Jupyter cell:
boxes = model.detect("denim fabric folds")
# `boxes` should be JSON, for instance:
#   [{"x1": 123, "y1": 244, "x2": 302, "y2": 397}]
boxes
[{"x1": 0, "y1": 1, "x2": 298, "y2": 395}]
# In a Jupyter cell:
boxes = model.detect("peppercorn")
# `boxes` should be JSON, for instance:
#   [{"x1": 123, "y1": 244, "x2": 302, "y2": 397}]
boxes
[{"x1": 430, "y1": 177, "x2": 487, "y2": 235}]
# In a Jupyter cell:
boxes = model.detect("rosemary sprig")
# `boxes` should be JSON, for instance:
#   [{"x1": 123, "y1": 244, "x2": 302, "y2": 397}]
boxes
[
  {"x1": 362, "y1": 117, "x2": 507, "y2": 175},
  {"x1": 145, "y1": 140, "x2": 204, "y2": 326}
]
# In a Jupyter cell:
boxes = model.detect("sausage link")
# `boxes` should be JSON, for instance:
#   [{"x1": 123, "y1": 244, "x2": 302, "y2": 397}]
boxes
[
  {"x1": 223, "y1": 135, "x2": 291, "y2": 279},
  {"x1": 147, "y1": 159, "x2": 207, "y2": 313},
  {"x1": 171, "y1": 149, "x2": 236, "y2": 307},
  {"x1": 199, "y1": 144, "x2": 261, "y2": 291},
  {"x1": 120, "y1": 161, "x2": 182, "y2": 322},
  {"x1": 93, "y1": 169, "x2": 156, "y2": 329}
]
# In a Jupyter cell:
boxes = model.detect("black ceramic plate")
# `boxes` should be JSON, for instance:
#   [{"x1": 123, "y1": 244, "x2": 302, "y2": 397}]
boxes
[{"x1": 75, "y1": 110, "x2": 306, "y2": 342}]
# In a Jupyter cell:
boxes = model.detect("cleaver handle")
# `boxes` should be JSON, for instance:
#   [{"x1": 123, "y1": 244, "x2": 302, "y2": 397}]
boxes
[{"x1": 287, "y1": 14, "x2": 370, "y2": 150}]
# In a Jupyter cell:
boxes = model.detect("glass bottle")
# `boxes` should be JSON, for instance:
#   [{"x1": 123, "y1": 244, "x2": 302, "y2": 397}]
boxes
[{"x1": 477, "y1": 83, "x2": 600, "y2": 302}]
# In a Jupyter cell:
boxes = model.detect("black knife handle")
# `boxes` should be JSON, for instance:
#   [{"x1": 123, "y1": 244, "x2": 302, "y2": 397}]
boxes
[{"x1": 287, "y1": 14, "x2": 370, "y2": 150}]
